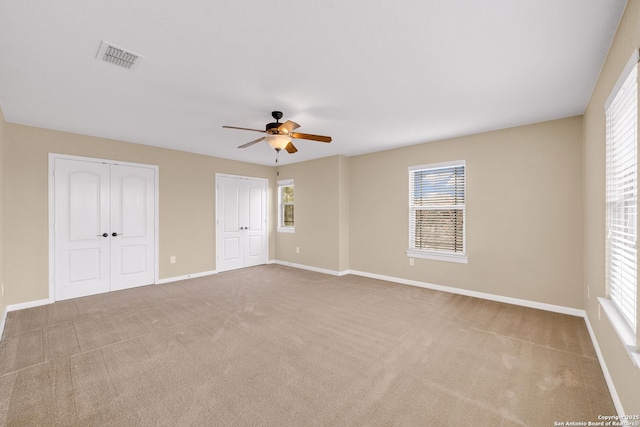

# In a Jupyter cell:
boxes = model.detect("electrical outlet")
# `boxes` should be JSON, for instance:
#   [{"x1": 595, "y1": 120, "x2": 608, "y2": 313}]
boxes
[
  {"x1": 296, "y1": 247, "x2": 300, "y2": 254},
  {"x1": 170, "y1": 256, "x2": 176, "y2": 264},
  {"x1": 587, "y1": 286, "x2": 590, "y2": 299},
  {"x1": 409, "y1": 258, "x2": 414, "y2": 266}
]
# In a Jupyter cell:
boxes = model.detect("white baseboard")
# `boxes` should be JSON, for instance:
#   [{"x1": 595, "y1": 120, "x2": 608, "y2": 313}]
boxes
[
  {"x1": 155, "y1": 270, "x2": 217, "y2": 285},
  {"x1": 584, "y1": 314, "x2": 624, "y2": 417},
  {"x1": 0, "y1": 299, "x2": 50, "y2": 342},
  {"x1": 344, "y1": 269, "x2": 585, "y2": 317},
  {"x1": 0, "y1": 265, "x2": 593, "y2": 319},
  {"x1": 0, "y1": 306, "x2": 7, "y2": 341},
  {"x1": 273, "y1": 260, "x2": 350, "y2": 277},
  {"x1": 7, "y1": 298, "x2": 50, "y2": 312}
]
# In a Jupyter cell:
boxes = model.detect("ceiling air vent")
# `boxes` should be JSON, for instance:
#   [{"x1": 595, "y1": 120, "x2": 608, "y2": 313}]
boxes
[{"x1": 96, "y1": 41, "x2": 143, "y2": 70}]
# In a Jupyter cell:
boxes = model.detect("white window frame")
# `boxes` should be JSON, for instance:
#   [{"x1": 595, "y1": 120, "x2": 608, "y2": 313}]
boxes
[
  {"x1": 277, "y1": 179, "x2": 295, "y2": 233},
  {"x1": 406, "y1": 160, "x2": 468, "y2": 264},
  {"x1": 599, "y1": 49, "x2": 640, "y2": 367}
]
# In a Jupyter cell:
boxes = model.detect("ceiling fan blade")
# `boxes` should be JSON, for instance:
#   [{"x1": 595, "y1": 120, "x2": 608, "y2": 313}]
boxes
[
  {"x1": 237, "y1": 137, "x2": 265, "y2": 149},
  {"x1": 278, "y1": 120, "x2": 300, "y2": 133},
  {"x1": 284, "y1": 141, "x2": 298, "y2": 154},
  {"x1": 223, "y1": 125, "x2": 266, "y2": 133},
  {"x1": 290, "y1": 132, "x2": 332, "y2": 143}
]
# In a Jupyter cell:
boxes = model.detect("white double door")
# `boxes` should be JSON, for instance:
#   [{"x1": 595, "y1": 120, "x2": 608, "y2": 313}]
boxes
[
  {"x1": 53, "y1": 157, "x2": 156, "y2": 301},
  {"x1": 216, "y1": 175, "x2": 268, "y2": 272}
]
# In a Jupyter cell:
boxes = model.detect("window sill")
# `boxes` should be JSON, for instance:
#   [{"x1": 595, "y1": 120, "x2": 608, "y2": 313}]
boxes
[
  {"x1": 406, "y1": 250, "x2": 468, "y2": 264},
  {"x1": 277, "y1": 227, "x2": 295, "y2": 234},
  {"x1": 597, "y1": 297, "x2": 640, "y2": 368}
]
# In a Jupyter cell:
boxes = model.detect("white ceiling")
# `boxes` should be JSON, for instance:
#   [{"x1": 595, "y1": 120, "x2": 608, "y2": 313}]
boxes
[{"x1": 0, "y1": 0, "x2": 627, "y2": 166}]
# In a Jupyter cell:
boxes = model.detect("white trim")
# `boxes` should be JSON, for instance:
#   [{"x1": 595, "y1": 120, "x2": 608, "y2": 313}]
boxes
[
  {"x1": 345, "y1": 269, "x2": 585, "y2": 316},
  {"x1": 408, "y1": 160, "x2": 466, "y2": 172},
  {"x1": 0, "y1": 306, "x2": 7, "y2": 342},
  {"x1": 406, "y1": 249, "x2": 468, "y2": 264},
  {"x1": 598, "y1": 297, "x2": 640, "y2": 367},
  {"x1": 584, "y1": 314, "x2": 625, "y2": 417},
  {"x1": 216, "y1": 172, "x2": 269, "y2": 182},
  {"x1": 155, "y1": 270, "x2": 217, "y2": 285},
  {"x1": 277, "y1": 178, "x2": 294, "y2": 186},
  {"x1": 277, "y1": 179, "x2": 295, "y2": 231},
  {"x1": 7, "y1": 298, "x2": 50, "y2": 312},
  {"x1": 2, "y1": 298, "x2": 64, "y2": 341},
  {"x1": 48, "y1": 155, "x2": 56, "y2": 303},
  {"x1": 154, "y1": 168, "x2": 160, "y2": 287},
  {"x1": 605, "y1": 48, "x2": 640, "y2": 111},
  {"x1": 277, "y1": 226, "x2": 295, "y2": 233},
  {"x1": 48, "y1": 153, "x2": 160, "y2": 302},
  {"x1": 273, "y1": 260, "x2": 350, "y2": 277}
]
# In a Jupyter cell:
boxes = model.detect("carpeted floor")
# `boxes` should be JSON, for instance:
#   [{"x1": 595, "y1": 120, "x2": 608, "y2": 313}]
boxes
[{"x1": 0, "y1": 265, "x2": 615, "y2": 426}]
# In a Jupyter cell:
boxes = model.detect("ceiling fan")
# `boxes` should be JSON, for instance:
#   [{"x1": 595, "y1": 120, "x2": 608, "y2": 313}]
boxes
[{"x1": 222, "y1": 111, "x2": 332, "y2": 155}]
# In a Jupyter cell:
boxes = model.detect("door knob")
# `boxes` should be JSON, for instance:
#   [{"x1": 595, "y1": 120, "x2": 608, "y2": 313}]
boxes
[
  {"x1": 112, "y1": 232, "x2": 119, "y2": 237},
  {"x1": 101, "y1": 233, "x2": 108, "y2": 238}
]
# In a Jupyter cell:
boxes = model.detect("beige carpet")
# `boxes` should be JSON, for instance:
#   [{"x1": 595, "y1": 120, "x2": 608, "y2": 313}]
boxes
[{"x1": 0, "y1": 265, "x2": 615, "y2": 426}]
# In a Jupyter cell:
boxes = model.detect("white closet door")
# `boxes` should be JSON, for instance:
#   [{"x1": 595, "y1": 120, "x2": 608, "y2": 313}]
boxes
[
  {"x1": 244, "y1": 180, "x2": 268, "y2": 268},
  {"x1": 109, "y1": 164, "x2": 155, "y2": 291},
  {"x1": 218, "y1": 177, "x2": 244, "y2": 272},
  {"x1": 53, "y1": 158, "x2": 156, "y2": 301},
  {"x1": 54, "y1": 159, "x2": 111, "y2": 300},
  {"x1": 216, "y1": 176, "x2": 267, "y2": 272}
]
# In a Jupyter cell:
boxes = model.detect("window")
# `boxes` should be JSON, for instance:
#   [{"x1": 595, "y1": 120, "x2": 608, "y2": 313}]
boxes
[
  {"x1": 599, "y1": 51, "x2": 640, "y2": 367},
  {"x1": 605, "y1": 53, "x2": 638, "y2": 336},
  {"x1": 278, "y1": 179, "x2": 294, "y2": 232},
  {"x1": 407, "y1": 161, "x2": 467, "y2": 263}
]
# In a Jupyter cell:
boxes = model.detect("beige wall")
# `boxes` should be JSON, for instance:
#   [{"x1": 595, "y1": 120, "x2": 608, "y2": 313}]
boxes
[
  {"x1": 583, "y1": 0, "x2": 640, "y2": 415},
  {"x1": 4, "y1": 123, "x2": 275, "y2": 305},
  {"x1": 338, "y1": 156, "x2": 350, "y2": 272},
  {"x1": 274, "y1": 117, "x2": 584, "y2": 311},
  {"x1": 2, "y1": 117, "x2": 586, "y2": 310},
  {"x1": 349, "y1": 116, "x2": 584, "y2": 308},
  {"x1": 0, "y1": 105, "x2": 6, "y2": 318},
  {"x1": 274, "y1": 156, "x2": 349, "y2": 272}
]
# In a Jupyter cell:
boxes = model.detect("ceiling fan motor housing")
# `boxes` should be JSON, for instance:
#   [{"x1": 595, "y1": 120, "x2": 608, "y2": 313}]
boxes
[
  {"x1": 267, "y1": 111, "x2": 285, "y2": 134},
  {"x1": 266, "y1": 122, "x2": 285, "y2": 134}
]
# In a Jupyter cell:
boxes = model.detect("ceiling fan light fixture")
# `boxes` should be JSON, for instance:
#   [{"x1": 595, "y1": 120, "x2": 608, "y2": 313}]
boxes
[{"x1": 266, "y1": 134, "x2": 291, "y2": 150}]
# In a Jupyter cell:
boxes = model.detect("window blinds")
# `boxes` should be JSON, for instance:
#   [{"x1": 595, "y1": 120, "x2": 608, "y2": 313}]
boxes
[
  {"x1": 409, "y1": 163, "x2": 465, "y2": 253},
  {"x1": 606, "y1": 60, "x2": 638, "y2": 333}
]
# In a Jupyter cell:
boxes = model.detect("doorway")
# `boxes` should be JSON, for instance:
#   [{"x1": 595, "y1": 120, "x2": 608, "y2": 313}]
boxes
[
  {"x1": 216, "y1": 174, "x2": 268, "y2": 272},
  {"x1": 49, "y1": 154, "x2": 158, "y2": 301}
]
